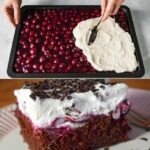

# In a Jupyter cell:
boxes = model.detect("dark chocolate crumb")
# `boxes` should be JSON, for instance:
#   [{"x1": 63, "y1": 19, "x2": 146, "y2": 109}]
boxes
[
  {"x1": 140, "y1": 137, "x2": 148, "y2": 141},
  {"x1": 67, "y1": 96, "x2": 72, "y2": 100},
  {"x1": 22, "y1": 80, "x2": 107, "y2": 101},
  {"x1": 100, "y1": 85, "x2": 105, "y2": 89},
  {"x1": 72, "y1": 103, "x2": 75, "y2": 108},
  {"x1": 94, "y1": 92, "x2": 99, "y2": 97},
  {"x1": 30, "y1": 93, "x2": 36, "y2": 100},
  {"x1": 91, "y1": 89, "x2": 99, "y2": 92}
]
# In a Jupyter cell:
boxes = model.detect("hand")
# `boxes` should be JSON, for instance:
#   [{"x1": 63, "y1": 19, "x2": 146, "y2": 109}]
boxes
[
  {"x1": 1, "y1": 0, "x2": 22, "y2": 27},
  {"x1": 101, "y1": 0, "x2": 125, "y2": 21}
]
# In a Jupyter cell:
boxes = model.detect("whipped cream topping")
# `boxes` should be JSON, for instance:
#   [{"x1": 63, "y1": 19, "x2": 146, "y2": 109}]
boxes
[
  {"x1": 73, "y1": 17, "x2": 138, "y2": 73},
  {"x1": 14, "y1": 83, "x2": 128, "y2": 128}
]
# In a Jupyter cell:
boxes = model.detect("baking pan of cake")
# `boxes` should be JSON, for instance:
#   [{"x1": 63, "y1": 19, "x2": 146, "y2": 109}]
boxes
[{"x1": 7, "y1": 5, "x2": 145, "y2": 78}]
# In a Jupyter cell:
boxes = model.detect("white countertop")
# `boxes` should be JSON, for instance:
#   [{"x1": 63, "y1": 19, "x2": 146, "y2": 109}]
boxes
[{"x1": 0, "y1": 0, "x2": 150, "y2": 78}]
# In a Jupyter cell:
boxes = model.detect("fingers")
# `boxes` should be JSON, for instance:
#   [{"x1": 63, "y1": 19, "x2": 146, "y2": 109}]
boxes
[
  {"x1": 2, "y1": 6, "x2": 16, "y2": 27},
  {"x1": 101, "y1": 0, "x2": 107, "y2": 16},
  {"x1": 1, "y1": 0, "x2": 21, "y2": 27},
  {"x1": 102, "y1": 0, "x2": 116, "y2": 21},
  {"x1": 112, "y1": 3, "x2": 120, "y2": 15},
  {"x1": 13, "y1": 3, "x2": 20, "y2": 25},
  {"x1": 112, "y1": 0, "x2": 124, "y2": 15},
  {"x1": 101, "y1": 0, "x2": 125, "y2": 21}
]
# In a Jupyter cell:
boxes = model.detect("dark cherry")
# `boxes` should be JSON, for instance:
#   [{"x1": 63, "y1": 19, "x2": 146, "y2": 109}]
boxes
[
  {"x1": 54, "y1": 58, "x2": 60, "y2": 64},
  {"x1": 41, "y1": 26, "x2": 46, "y2": 31},
  {"x1": 51, "y1": 40, "x2": 55, "y2": 45},
  {"x1": 71, "y1": 59, "x2": 77, "y2": 65},
  {"x1": 59, "y1": 50, "x2": 65, "y2": 55},
  {"x1": 34, "y1": 32, "x2": 38, "y2": 37},
  {"x1": 47, "y1": 24, "x2": 52, "y2": 30},
  {"x1": 76, "y1": 63, "x2": 82, "y2": 68},
  {"x1": 44, "y1": 39, "x2": 49, "y2": 45},
  {"x1": 29, "y1": 37, "x2": 34, "y2": 42},
  {"x1": 30, "y1": 48, "x2": 37, "y2": 54},
  {"x1": 30, "y1": 43, "x2": 36, "y2": 48},
  {"x1": 33, "y1": 63, "x2": 39, "y2": 69},
  {"x1": 31, "y1": 54, "x2": 36, "y2": 59},
  {"x1": 17, "y1": 50, "x2": 21, "y2": 55},
  {"x1": 26, "y1": 57, "x2": 33, "y2": 64},
  {"x1": 79, "y1": 55, "x2": 86, "y2": 62},
  {"x1": 59, "y1": 63, "x2": 65, "y2": 69},
  {"x1": 60, "y1": 45, "x2": 65, "y2": 50},
  {"x1": 39, "y1": 64, "x2": 45, "y2": 70},
  {"x1": 21, "y1": 61, "x2": 25, "y2": 66},
  {"x1": 30, "y1": 24, "x2": 35, "y2": 29},
  {"x1": 39, "y1": 56, "x2": 46, "y2": 63},
  {"x1": 53, "y1": 54, "x2": 59, "y2": 58},
  {"x1": 22, "y1": 43, "x2": 28, "y2": 49},
  {"x1": 45, "y1": 62, "x2": 52, "y2": 69},
  {"x1": 51, "y1": 64, "x2": 57, "y2": 70},
  {"x1": 58, "y1": 41, "x2": 62, "y2": 45},
  {"x1": 36, "y1": 24, "x2": 41, "y2": 29},
  {"x1": 32, "y1": 19, "x2": 37, "y2": 24},
  {"x1": 42, "y1": 21, "x2": 47, "y2": 26},
  {"x1": 74, "y1": 53, "x2": 80, "y2": 58},
  {"x1": 24, "y1": 21, "x2": 30, "y2": 26},
  {"x1": 65, "y1": 56, "x2": 71, "y2": 61},
  {"x1": 40, "y1": 31, "x2": 45, "y2": 36},
  {"x1": 23, "y1": 68, "x2": 30, "y2": 74},
  {"x1": 29, "y1": 31, "x2": 35, "y2": 36},
  {"x1": 53, "y1": 46, "x2": 59, "y2": 51},
  {"x1": 48, "y1": 45, "x2": 53, "y2": 50},
  {"x1": 27, "y1": 14, "x2": 32, "y2": 20},
  {"x1": 16, "y1": 56, "x2": 22, "y2": 63},
  {"x1": 65, "y1": 50, "x2": 70, "y2": 55},
  {"x1": 66, "y1": 65, "x2": 72, "y2": 71},
  {"x1": 35, "y1": 38, "x2": 41, "y2": 44},
  {"x1": 50, "y1": 68, "x2": 55, "y2": 73},
  {"x1": 25, "y1": 28, "x2": 30, "y2": 33},
  {"x1": 15, "y1": 68, "x2": 21, "y2": 73},
  {"x1": 90, "y1": 67, "x2": 95, "y2": 72},
  {"x1": 81, "y1": 67, "x2": 87, "y2": 72}
]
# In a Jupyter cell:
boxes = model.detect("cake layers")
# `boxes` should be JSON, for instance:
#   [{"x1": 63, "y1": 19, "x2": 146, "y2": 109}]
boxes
[
  {"x1": 14, "y1": 80, "x2": 129, "y2": 129},
  {"x1": 15, "y1": 107, "x2": 130, "y2": 150}
]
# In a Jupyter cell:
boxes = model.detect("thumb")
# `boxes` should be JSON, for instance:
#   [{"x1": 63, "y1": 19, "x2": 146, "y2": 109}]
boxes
[{"x1": 13, "y1": 3, "x2": 20, "y2": 25}]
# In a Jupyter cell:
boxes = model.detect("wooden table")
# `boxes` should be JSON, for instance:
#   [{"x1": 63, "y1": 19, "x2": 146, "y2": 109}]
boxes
[{"x1": 0, "y1": 79, "x2": 150, "y2": 108}]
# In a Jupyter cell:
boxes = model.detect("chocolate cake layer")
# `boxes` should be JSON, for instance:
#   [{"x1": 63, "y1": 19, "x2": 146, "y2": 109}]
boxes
[{"x1": 15, "y1": 107, "x2": 130, "y2": 150}]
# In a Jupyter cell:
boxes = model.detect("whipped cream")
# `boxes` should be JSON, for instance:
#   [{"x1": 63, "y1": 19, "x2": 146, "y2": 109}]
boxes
[
  {"x1": 14, "y1": 83, "x2": 128, "y2": 128},
  {"x1": 73, "y1": 17, "x2": 138, "y2": 73}
]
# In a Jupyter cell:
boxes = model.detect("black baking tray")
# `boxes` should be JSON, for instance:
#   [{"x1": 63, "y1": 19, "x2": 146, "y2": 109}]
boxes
[{"x1": 7, "y1": 5, "x2": 145, "y2": 78}]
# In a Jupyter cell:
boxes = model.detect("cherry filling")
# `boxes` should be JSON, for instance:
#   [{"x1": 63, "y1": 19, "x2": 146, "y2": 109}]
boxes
[
  {"x1": 14, "y1": 8, "x2": 128, "y2": 73},
  {"x1": 47, "y1": 99, "x2": 130, "y2": 132}
]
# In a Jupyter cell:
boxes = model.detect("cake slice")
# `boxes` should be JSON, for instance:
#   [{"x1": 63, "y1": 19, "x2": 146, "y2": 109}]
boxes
[{"x1": 14, "y1": 80, "x2": 131, "y2": 150}]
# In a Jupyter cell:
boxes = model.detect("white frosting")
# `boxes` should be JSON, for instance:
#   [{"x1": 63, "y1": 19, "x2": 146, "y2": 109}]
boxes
[
  {"x1": 14, "y1": 83, "x2": 128, "y2": 128},
  {"x1": 73, "y1": 17, "x2": 138, "y2": 73}
]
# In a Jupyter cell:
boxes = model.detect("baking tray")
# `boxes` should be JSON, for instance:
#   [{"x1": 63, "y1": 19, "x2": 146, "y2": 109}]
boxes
[{"x1": 7, "y1": 5, "x2": 145, "y2": 78}]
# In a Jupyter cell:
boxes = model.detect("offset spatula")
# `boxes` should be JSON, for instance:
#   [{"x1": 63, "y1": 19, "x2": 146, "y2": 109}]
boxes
[{"x1": 88, "y1": 17, "x2": 102, "y2": 46}]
